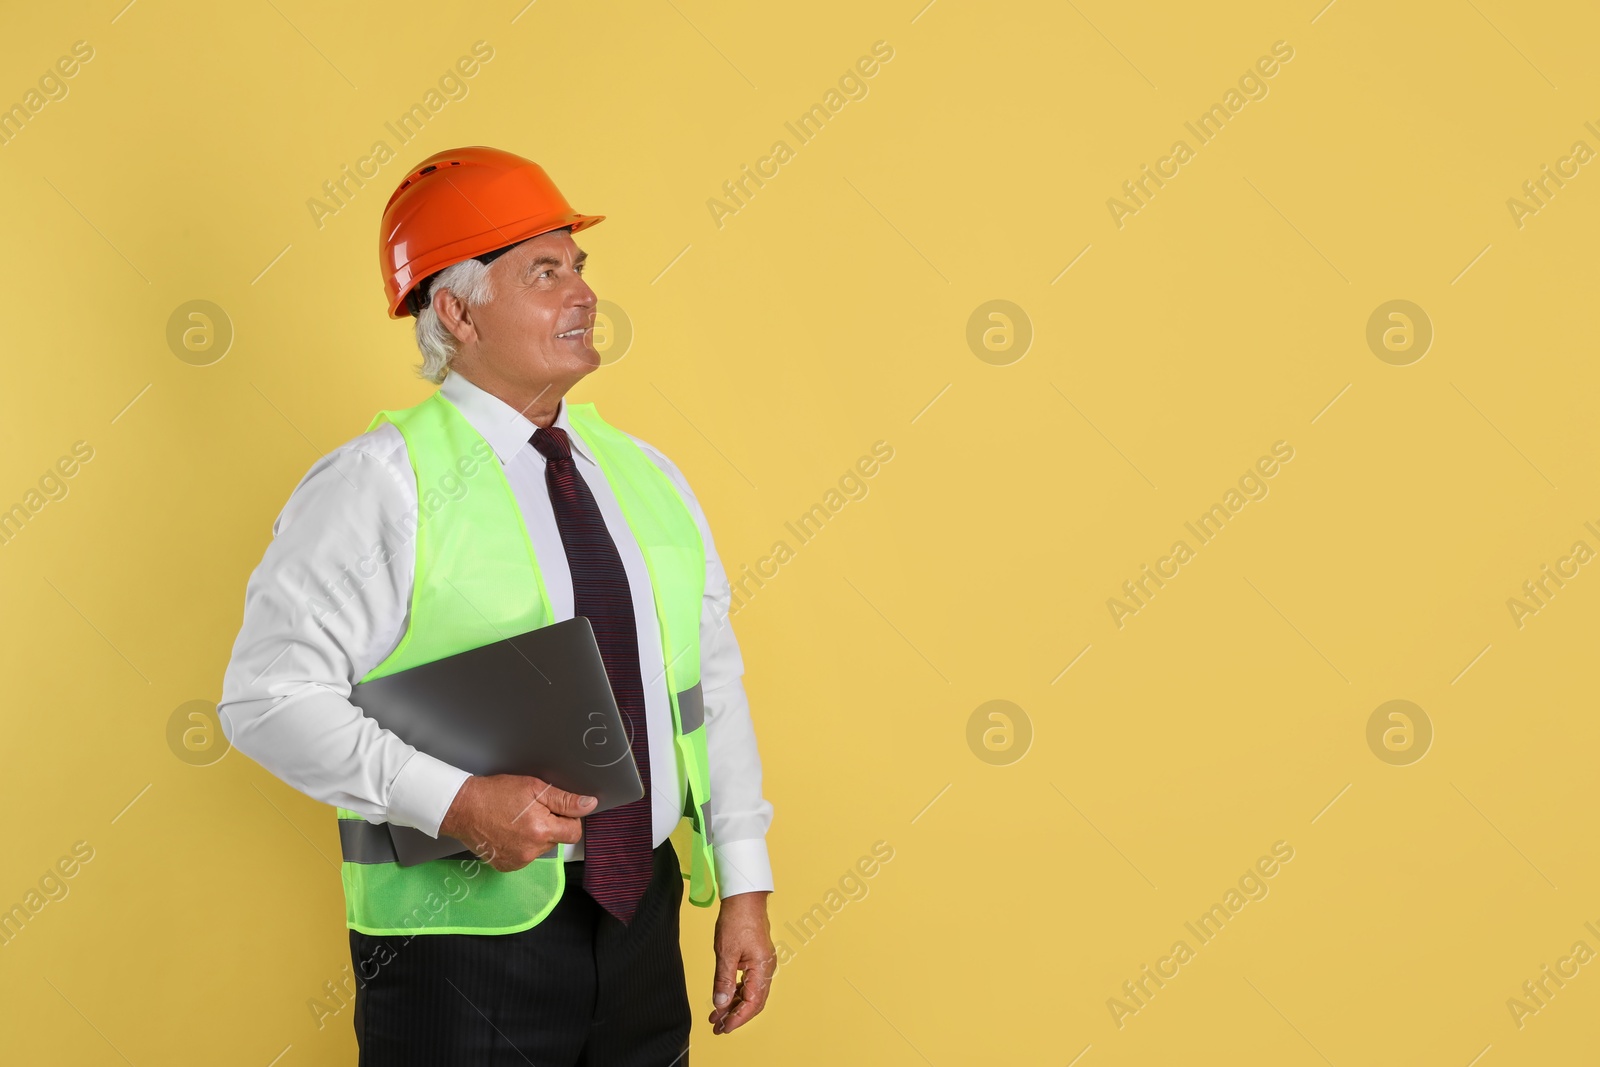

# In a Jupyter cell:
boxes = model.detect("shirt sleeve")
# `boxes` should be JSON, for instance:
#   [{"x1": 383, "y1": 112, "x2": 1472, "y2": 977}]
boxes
[
  {"x1": 634, "y1": 436, "x2": 776, "y2": 897},
  {"x1": 216, "y1": 430, "x2": 472, "y2": 838}
]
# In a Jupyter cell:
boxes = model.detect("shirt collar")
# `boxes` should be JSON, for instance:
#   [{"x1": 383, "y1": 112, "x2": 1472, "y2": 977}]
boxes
[{"x1": 438, "y1": 369, "x2": 591, "y2": 466}]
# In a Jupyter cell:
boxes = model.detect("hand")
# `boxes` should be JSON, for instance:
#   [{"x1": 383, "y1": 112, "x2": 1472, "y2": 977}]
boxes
[
  {"x1": 437, "y1": 774, "x2": 596, "y2": 872},
  {"x1": 708, "y1": 891, "x2": 775, "y2": 1035}
]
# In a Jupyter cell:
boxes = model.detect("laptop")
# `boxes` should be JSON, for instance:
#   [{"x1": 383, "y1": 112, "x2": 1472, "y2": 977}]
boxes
[{"x1": 349, "y1": 615, "x2": 644, "y2": 866}]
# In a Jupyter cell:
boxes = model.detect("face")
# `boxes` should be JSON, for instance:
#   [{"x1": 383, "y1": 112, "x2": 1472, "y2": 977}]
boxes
[{"x1": 444, "y1": 229, "x2": 599, "y2": 394}]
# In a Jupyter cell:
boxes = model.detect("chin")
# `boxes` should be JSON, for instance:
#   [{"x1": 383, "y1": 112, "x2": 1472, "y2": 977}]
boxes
[{"x1": 557, "y1": 348, "x2": 600, "y2": 375}]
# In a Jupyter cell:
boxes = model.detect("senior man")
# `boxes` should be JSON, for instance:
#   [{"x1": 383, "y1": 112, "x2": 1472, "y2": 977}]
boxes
[{"x1": 218, "y1": 146, "x2": 775, "y2": 1065}]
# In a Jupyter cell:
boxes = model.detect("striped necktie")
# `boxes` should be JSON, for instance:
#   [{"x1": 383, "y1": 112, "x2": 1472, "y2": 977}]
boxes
[{"x1": 530, "y1": 425, "x2": 654, "y2": 925}]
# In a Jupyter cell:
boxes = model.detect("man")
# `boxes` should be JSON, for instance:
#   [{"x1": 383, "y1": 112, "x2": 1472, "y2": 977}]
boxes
[{"x1": 218, "y1": 146, "x2": 776, "y2": 1065}]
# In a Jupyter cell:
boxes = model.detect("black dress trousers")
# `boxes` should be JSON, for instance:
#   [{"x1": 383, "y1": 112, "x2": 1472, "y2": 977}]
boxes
[{"x1": 349, "y1": 840, "x2": 692, "y2": 1066}]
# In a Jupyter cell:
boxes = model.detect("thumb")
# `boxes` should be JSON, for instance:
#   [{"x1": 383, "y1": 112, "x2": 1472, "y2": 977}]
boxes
[
  {"x1": 541, "y1": 786, "x2": 599, "y2": 818},
  {"x1": 712, "y1": 949, "x2": 739, "y2": 1009}
]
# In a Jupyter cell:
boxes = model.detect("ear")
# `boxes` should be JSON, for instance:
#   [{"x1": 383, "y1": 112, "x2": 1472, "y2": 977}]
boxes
[{"x1": 432, "y1": 288, "x2": 478, "y2": 348}]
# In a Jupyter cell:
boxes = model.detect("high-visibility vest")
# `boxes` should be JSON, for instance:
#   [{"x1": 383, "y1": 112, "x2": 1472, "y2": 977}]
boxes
[{"x1": 334, "y1": 390, "x2": 718, "y2": 936}]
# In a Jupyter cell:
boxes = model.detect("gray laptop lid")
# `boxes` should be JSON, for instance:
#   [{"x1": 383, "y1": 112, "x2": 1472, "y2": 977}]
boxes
[{"x1": 347, "y1": 615, "x2": 644, "y2": 867}]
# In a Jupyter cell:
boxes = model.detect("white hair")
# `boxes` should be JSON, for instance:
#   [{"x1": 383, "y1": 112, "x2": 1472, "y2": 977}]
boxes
[
  {"x1": 412, "y1": 257, "x2": 494, "y2": 384},
  {"x1": 409, "y1": 226, "x2": 572, "y2": 384}
]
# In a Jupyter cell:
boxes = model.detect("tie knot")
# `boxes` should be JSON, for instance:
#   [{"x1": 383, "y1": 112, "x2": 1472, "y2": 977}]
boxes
[{"x1": 530, "y1": 425, "x2": 571, "y2": 461}]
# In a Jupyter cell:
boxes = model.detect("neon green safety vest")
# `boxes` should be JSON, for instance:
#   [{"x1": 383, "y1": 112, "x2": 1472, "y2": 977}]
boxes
[{"x1": 334, "y1": 389, "x2": 718, "y2": 936}]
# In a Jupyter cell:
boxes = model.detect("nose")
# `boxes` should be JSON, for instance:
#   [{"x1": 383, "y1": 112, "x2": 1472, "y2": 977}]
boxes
[{"x1": 570, "y1": 271, "x2": 597, "y2": 310}]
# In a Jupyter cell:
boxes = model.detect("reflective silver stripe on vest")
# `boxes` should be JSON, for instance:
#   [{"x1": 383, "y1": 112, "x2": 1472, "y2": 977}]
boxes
[
  {"x1": 679, "y1": 788, "x2": 715, "y2": 844},
  {"x1": 676, "y1": 683, "x2": 711, "y2": 844},
  {"x1": 677, "y1": 682, "x2": 704, "y2": 733},
  {"x1": 341, "y1": 819, "x2": 561, "y2": 864},
  {"x1": 340, "y1": 819, "x2": 398, "y2": 864}
]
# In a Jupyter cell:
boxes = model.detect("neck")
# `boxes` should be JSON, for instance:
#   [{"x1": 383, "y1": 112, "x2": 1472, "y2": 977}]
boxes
[{"x1": 455, "y1": 366, "x2": 570, "y2": 428}]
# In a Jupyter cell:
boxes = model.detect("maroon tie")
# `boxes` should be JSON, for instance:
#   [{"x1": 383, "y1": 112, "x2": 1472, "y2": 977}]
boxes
[{"x1": 530, "y1": 425, "x2": 653, "y2": 925}]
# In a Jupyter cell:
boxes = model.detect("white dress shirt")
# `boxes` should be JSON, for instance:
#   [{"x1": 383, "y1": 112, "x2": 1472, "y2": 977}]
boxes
[{"x1": 218, "y1": 369, "x2": 774, "y2": 897}]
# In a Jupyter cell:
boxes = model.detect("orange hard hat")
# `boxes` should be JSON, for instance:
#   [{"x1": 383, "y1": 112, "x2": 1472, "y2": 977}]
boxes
[{"x1": 379, "y1": 146, "x2": 605, "y2": 318}]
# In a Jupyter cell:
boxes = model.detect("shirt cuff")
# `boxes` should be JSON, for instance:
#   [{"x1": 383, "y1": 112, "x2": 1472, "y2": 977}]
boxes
[
  {"x1": 386, "y1": 751, "x2": 473, "y2": 838},
  {"x1": 713, "y1": 838, "x2": 774, "y2": 898}
]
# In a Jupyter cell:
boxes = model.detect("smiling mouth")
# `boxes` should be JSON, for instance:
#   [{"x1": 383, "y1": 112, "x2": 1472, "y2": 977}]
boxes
[{"x1": 556, "y1": 326, "x2": 591, "y2": 340}]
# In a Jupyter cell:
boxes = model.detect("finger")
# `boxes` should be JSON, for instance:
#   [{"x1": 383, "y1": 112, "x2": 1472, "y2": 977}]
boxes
[
  {"x1": 707, "y1": 974, "x2": 742, "y2": 1029},
  {"x1": 508, "y1": 785, "x2": 549, "y2": 825},
  {"x1": 723, "y1": 990, "x2": 762, "y2": 1031},
  {"x1": 711, "y1": 943, "x2": 740, "y2": 1013},
  {"x1": 720, "y1": 951, "x2": 775, "y2": 1033},
  {"x1": 710, "y1": 980, "x2": 746, "y2": 1032},
  {"x1": 718, "y1": 975, "x2": 768, "y2": 1032},
  {"x1": 506, "y1": 777, "x2": 584, "y2": 824},
  {"x1": 541, "y1": 813, "x2": 586, "y2": 844},
  {"x1": 540, "y1": 785, "x2": 600, "y2": 818}
]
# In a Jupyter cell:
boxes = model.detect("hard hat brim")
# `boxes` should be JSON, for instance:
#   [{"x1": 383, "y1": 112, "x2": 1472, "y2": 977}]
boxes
[{"x1": 388, "y1": 211, "x2": 605, "y2": 319}]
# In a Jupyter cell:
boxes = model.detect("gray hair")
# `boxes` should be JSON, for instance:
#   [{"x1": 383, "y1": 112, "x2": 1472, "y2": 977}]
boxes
[
  {"x1": 410, "y1": 227, "x2": 571, "y2": 384},
  {"x1": 412, "y1": 257, "x2": 494, "y2": 384}
]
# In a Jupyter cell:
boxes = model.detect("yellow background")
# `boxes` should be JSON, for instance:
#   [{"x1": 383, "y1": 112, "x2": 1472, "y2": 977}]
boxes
[{"x1": 1, "y1": 0, "x2": 1597, "y2": 1063}]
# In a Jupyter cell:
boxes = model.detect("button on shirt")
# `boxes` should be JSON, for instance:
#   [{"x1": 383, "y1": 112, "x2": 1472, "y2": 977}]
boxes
[{"x1": 217, "y1": 370, "x2": 775, "y2": 897}]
